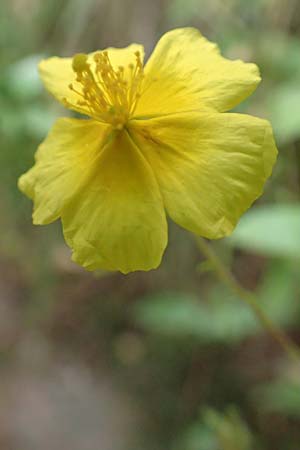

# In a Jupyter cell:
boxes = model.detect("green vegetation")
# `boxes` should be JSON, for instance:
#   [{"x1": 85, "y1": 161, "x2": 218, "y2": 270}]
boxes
[{"x1": 0, "y1": 0, "x2": 300, "y2": 449}]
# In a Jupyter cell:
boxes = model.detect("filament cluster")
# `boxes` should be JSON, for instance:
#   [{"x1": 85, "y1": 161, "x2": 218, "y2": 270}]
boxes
[{"x1": 65, "y1": 50, "x2": 144, "y2": 128}]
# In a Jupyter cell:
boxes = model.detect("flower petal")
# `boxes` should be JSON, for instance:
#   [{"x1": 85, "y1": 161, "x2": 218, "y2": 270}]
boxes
[
  {"x1": 129, "y1": 112, "x2": 277, "y2": 239},
  {"x1": 18, "y1": 118, "x2": 110, "y2": 224},
  {"x1": 61, "y1": 130, "x2": 167, "y2": 274},
  {"x1": 135, "y1": 28, "x2": 260, "y2": 117},
  {"x1": 39, "y1": 44, "x2": 144, "y2": 114}
]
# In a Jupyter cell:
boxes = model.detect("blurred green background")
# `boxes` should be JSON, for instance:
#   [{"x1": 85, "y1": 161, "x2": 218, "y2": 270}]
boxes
[{"x1": 1, "y1": 0, "x2": 300, "y2": 449}]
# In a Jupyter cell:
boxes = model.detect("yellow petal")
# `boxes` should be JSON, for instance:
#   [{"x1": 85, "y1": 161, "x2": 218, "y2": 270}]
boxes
[
  {"x1": 18, "y1": 118, "x2": 110, "y2": 224},
  {"x1": 39, "y1": 44, "x2": 144, "y2": 115},
  {"x1": 135, "y1": 28, "x2": 260, "y2": 117},
  {"x1": 129, "y1": 112, "x2": 277, "y2": 239},
  {"x1": 61, "y1": 130, "x2": 167, "y2": 274}
]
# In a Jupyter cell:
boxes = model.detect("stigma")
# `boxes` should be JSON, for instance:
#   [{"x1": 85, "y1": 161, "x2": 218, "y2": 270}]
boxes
[{"x1": 65, "y1": 50, "x2": 144, "y2": 128}]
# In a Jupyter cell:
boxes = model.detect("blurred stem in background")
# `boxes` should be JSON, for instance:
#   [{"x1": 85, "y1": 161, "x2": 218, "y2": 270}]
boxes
[{"x1": 196, "y1": 237, "x2": 300, "y2": 364}]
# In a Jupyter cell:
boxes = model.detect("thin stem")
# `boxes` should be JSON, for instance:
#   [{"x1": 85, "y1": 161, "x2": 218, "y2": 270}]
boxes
[{"x1": 196, "y1": 237, "x2": 300, "y2": 364}]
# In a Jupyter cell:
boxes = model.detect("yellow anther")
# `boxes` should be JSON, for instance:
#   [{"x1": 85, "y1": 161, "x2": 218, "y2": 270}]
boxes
[
  {"x1": 72, "y1": 53, "x2": 89, "y2": 72},
  {"x1": 67, "y1": 49, "x2": 144, "y2": 127}
]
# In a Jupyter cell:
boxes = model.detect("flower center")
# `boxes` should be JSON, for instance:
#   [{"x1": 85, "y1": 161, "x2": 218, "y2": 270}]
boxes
[{"x1": 67, "y1": 51, "x2": 144, "y2": 128}]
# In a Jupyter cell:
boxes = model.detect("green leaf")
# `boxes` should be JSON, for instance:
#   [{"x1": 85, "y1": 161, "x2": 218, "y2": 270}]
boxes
[
  {"x1": 176, "y1": 422, "x2": 218, "y2": 450},
  {"x1": 267, "y1": 83, "x2": 300, "y2": 144},
  {"x1": 3, "y1": 55, "x2": 43, "y2": 100},
  {"x1": 227, "y1": 205, "x2": 300, "y2": 259},
  {"x1": 176, "y1": 407, "x2": 254, "y2": 450},
  {"x1": 134, "y1": 258, "x2": 298, "y2": 344},
  {"x1": 203, "y1": 407, "x2": 254, "y2": 450},
  {"x1": 133, "y1": 291, "x2": 258, "y2": 344},
  {"x1": 134, "y1": 292, "x2": 211, "y2": 338},
  {"x1": 254, "y1": 380, "x2": 300, "y2": 418}
]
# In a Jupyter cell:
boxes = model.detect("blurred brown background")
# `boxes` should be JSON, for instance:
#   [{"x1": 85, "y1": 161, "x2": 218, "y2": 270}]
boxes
[{"x1": 1, "y1": 0, "x2": 300, "y2": 449}]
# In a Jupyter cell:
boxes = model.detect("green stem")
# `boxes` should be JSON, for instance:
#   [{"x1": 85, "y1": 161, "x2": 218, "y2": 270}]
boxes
[{"x1": 196, "y1": 237, "x2": 300, "y2": 364}]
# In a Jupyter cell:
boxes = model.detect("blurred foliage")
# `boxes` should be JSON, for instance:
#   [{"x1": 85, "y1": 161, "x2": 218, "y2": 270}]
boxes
[
  {"x1": 228, "y1": 204, "x2": 300, "y2": 259},
  {"x1": 177, "y1": 407, "x2": 254, "y2": 450},
  {"x1": 1, "y1": 0, "x2": 300, "y2": 449},
  {"x1": 256, "y1": 379, "x2": 300, "y2": 419},
  {"x1": 1, "y1": 55, "x2": 57, "y2": 141},
  {"x1": 254, "y1": 365, "x2": 300, "y2": 419},
  {"x1": 134, "y1": 258, "x2": 299, "y2": 344}
]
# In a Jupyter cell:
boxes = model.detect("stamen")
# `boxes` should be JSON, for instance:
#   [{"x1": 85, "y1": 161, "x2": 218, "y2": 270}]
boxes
[
  {"x1": 69, "y1": 50, "x2": 144, "y2": 127},
  {"x1": 72, "y1": 53, "x2": 89, "y2": 72}
]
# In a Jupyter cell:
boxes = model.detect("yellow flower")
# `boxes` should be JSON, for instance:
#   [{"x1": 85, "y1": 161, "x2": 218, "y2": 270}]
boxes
[{"x1": 19, "y1": 28, "x2": 277, "y2": 274}]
